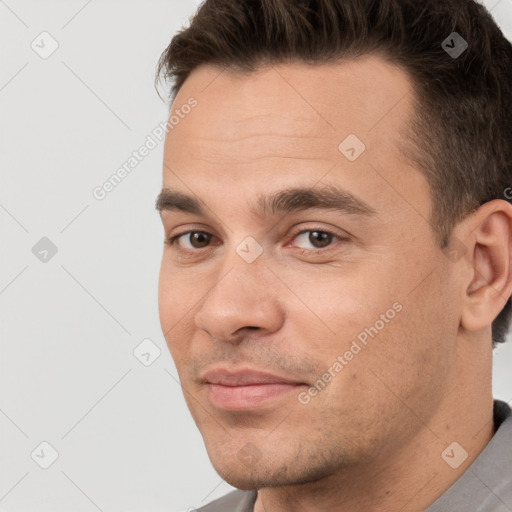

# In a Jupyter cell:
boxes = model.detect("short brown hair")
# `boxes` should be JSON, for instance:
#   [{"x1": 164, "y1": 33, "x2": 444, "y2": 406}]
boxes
[{"x1": 155, "y1": 0, "x2": 512, "y2": 345}]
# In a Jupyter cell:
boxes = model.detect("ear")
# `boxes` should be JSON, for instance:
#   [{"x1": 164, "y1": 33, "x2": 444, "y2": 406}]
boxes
[{"x1": 459, "y1": 199, "x2": 512, "y2": 333}]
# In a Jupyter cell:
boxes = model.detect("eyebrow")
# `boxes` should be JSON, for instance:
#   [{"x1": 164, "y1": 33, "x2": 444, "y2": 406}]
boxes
[{"x1": 155, "y1": 184, "x2": 377, "y2": 219}]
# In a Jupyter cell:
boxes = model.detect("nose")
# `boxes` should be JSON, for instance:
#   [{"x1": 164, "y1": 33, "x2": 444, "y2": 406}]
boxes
[{"x1": 194, "y1": 254, "x2": 284, "y2": 344}]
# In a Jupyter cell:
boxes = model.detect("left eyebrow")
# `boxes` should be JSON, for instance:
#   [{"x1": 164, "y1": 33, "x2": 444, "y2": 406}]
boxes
[{"x1": 155, "y1": 184, "x2": 377, "y2": 218}]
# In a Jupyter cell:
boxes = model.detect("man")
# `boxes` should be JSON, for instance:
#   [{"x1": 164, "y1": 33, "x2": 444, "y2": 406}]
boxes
[{"x1": 154, "y1": 0, "x2": 512, "y2": 510}]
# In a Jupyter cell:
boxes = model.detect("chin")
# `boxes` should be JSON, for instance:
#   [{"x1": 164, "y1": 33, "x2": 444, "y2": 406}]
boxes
[
  {"x1": 219, "y1": 473, "x2": 264, "y2": 491},
  {"x1": 206, "y1": 448, "x2": 284, "y2": 489},
  {"x1": 207, "y1": 448, "x2": 334, "y2": 491},
  {"x1": 213, "y1": 464, "x2": 287, "y2": 490}
]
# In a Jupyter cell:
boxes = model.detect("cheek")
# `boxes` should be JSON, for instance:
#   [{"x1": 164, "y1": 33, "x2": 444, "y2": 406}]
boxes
[
  {"x1": 291, "y1": 267, "x2": 393, "y2": 345},
  {"x1": 157, "y1": 265, "x2": 173, "y2": 333},
  {"x1": 305, "y1": 260, "x2": 449, "y2": 388},
  {"x1": 158, "y1": 257, "x2": 199, "y2": 319},
  {"x1": 157, "y1": 263, "x2": 194, "y2": 354},
  {"x1": 326, "y1": 279, "x2": 455, "y2": 415}
]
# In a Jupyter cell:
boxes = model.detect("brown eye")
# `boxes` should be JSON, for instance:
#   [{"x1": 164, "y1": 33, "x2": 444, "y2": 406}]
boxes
[
  {"x1": 168, "y1": 231, "x2": 213, "y2": 250},
  {"x1": 308, "y1": 231, "x2": 333, "y2": 248},
  {"x1": 187, "y1": 232, "x2": 212, "y2": 249},
  {"x1": 293, "y1": 229, "x2": 340, "y2": 251}
]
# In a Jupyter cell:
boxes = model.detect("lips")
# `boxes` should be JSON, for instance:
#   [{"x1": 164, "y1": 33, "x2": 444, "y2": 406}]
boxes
[
  {"x1": 202, "y1": 368, "x2": 303, "y2": 386},
  {"x1": 201, "y1": 367, "x2": 306, "y2": 410}
]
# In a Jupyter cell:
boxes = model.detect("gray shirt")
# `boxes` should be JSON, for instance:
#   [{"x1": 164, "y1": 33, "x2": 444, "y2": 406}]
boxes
[{"x1": 197, "y1": 400, "x2": 512, "y2": 511}]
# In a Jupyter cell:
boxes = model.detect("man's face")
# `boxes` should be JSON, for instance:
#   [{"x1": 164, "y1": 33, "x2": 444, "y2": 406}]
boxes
[{"x1": 157, "y1": 56, "x2": 460, "y2": 489}]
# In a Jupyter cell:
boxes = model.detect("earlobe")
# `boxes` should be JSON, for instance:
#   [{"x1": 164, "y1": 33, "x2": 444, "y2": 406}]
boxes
[{"x1": 460, "y1": 200, "x2": 512, "y2": 333}]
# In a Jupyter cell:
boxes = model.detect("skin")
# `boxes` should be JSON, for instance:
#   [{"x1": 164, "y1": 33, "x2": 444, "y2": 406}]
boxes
[{"x1": 157, "y1": 55, "x2": 512, "y2": 511}]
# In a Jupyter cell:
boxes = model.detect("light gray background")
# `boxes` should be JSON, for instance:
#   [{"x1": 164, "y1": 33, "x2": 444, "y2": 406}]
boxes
[{"x1": 1, "y1": 1, "x2": 511, "y2": 511}]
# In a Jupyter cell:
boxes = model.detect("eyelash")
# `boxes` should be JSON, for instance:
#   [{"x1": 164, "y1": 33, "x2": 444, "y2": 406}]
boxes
[{"x1": 165, "y1": 226, "x2": 347, "y2": 257}]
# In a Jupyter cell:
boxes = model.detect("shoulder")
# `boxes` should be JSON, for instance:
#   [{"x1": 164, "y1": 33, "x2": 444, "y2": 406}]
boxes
[{"x1": 426, "y1": 399, "x2": 512, "y2": 511}]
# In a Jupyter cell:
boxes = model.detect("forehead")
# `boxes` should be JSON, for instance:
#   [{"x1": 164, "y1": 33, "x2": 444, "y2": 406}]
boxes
[
  {"x1": 161, "y1": 55, "x2": 430, "y2": 225},
  {"x1": 171, "y1": 55, "x2": 411, "y2": 138}
]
